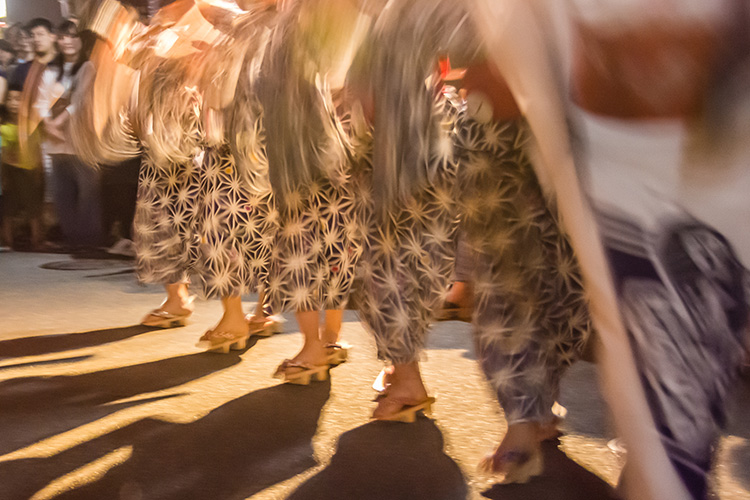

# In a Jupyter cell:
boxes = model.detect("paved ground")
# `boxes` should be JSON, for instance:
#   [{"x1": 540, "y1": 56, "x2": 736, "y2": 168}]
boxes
[{"x1": 0, "y1": 251, "x2": 748, "y2": 500}]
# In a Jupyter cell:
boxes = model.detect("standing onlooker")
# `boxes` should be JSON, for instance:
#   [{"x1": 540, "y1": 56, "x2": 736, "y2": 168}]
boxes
[
  {"x1": 1, "y1": 84, "x2": 44, "y2": 249},
  {"x1": 100, "y1": 156, "x2": 139, "y2": 254},
  {"x1": 0, "y1": 40, "x2": 14, "y2": 104},
  {"x1": 4, "y1": 23, "x2": 33, "y2": 69},
  {"x1": 37, "y1": 20, "x2": 101, "y2": 251},
  {"x1": 0, "y1": 41, "x2": 13, "y2": 251},
  {"x1": 11, "y1": 18, "x2": 57, "y2": 250}
]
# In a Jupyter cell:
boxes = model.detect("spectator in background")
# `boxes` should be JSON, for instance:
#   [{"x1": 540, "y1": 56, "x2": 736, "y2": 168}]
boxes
[
  {"x1": 5, "y1": 23, "x2": 33, "y2": 68},
  {"x1": 1, "y1": 84, "x2": 44, "y2": 249},
  {"x1": 12, "y1": 18, "x2": 57, "y2": 251},
  {"x1": 0, "y1": 41, "x2": 12, "y2": 250},
  {"x1": 0, "y1": 40, "x2": 15, "y2": 104},
  {"x1": 0, "y1": 39, "x2": 16, "y2": 71},
  {"x1": 100, "y1": 156, "x2": 139, "y2": 256},
  {"x1": 37, "y1": 20, "x2": 101, "y2": 251}
]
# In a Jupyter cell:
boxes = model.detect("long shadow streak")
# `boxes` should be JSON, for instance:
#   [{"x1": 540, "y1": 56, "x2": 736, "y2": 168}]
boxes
[
  {"x1": 481, "y1": 439, "x2": 619, "y2": 500},
  {"x1": 287, "y1": 417, "x2": 469, "y2": 500},
  {"x1": 0, "y1": 352, "x2": 242, "y2": 455},
  {"x1": 0, "y1": 325, "x2": 159, "y2": 359},
  {"x1": 0, "y1": 382, "x2": 331, "y2": 500},
  {"x1": 0, "y1": 354, "x2": 94, "y2": 371}
]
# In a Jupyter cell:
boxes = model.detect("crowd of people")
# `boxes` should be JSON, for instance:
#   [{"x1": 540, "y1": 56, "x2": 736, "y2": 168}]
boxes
[
  {"x1": 0, "y1": 16, "x2": 138, "y2": 253},
  {"x1": 4, "y1": 0, "x2": 750, "y2": 499}
]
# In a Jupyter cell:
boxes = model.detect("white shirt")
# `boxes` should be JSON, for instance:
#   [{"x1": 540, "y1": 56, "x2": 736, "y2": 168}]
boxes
[{"x1": 34, "y1": 61, "x2": 77, "y2": 155}]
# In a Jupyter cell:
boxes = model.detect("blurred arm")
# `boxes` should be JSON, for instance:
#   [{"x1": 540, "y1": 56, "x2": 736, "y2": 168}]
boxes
[{"x1": 468, "y1": 1, "x2": 690, "y2": 499}]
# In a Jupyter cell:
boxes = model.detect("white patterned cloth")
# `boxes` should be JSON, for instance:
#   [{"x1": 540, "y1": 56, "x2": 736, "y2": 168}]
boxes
[
  {"x1": 133, "y1": 151, "x2": 202, "y2": 286},
  {"x1": 266, "y1": 173, "x2": 360, "y2": 313},
  {"x1": 133, "y1": 143, "x2": 278, "y2": 300},
  {"x1": 195, "y1": 144, "x2": 278, "y2": 298},
  {"x1": 258, "y1": 0, "x2": 363, "y2": 314},
  {"x1": 455, "y1": 110, "x2": 592, "y2": 425},
  {"x1": 349, "y1": 91, "x2": 460, "y2": 364}
]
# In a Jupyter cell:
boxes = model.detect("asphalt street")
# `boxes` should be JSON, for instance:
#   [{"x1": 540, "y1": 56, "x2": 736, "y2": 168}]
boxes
[{"x1": 0, "y1": 252, "x2": 748, "y2": 500}]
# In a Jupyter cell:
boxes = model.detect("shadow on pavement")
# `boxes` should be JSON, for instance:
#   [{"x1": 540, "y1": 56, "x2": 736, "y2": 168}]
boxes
[
  {"x1": 0, "y1": 352, "x2": 242, "y2": 455},
  {"x1": 481, "y1": 439, "x2": 619, "y2": 500},
  {"x1": 287, "y1": 417, "x2": 468, "y2": 500},
  {"x1": 0, "y1": 354, "x2": 94, "y2": 371},
  {"x1": 0, "y1": 381, "x2": 330, "y2": 500},
  {"x1": 0, "y1": 325, "x2": 158, "y2": 359}
]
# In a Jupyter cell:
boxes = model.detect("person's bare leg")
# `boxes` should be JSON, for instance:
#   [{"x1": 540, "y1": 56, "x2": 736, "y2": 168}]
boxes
[
  {"x1": 483, "y1": 422, "x2": 539, "y2": 468},
  {"x1": 480, "y1": 422, "x2": 543, "y2": 482},
  {"x1": 445, "y1": 281, "x2": 472, "y2": 308},
  {"x1": 142, "y1": 282, "x2": 193, "y2": 325},
  {"x1": 288, "y1": 310, "x2": 328, "y2": 366},
  {"x1": 251, "y1": 289, "x2": 266, "y2": 319},
  {"x1": 2, "y1": 218, "x2": 13, "y2": 248},
  {"x1": 246, "y1": 289, "x2": 267, "y2": 329},
  {"x1": 29, "y1": 217, "x2": 42, "y2": 249},
  {"x1": 160, "y1": 282, "x2": 193, "y2": 313},
  {"x1": 209, "y1": 295, "x2": 248, "y2": 334},
  {"x1": 247, "y1": 288, "x2": 285, "y2": 336},
  {"x1": 372, "y1": 361, "x2": 429, "y2": 419},
  {"x1": 320, "y1": 309, "x2": 343, "y2": 344}
]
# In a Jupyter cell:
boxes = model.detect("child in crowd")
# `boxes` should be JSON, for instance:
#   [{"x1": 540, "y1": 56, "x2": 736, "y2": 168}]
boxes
[{"x1": 1, "y1": 85, "x2": 44, "y2": 249}]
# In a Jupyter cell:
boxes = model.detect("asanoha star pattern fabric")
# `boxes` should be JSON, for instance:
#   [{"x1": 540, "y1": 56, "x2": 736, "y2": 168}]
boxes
[
  {"x1": 350, "y1": 92, "x2": 460, "y2": 364},
  {"x1": 266, "y1": 168, "x2": 361, "y2": 313},
  {"x1": 195, "y1": 144, "x2": 278, "y2": 299},
  {"x1": 131, "y1": 24, "x2": 280, "y2": 301},
  {"x1": 133, "y1": 150, "x2": 202, "y2": 287},
  {"x1": 455, "y1": 112, "x2": 592, "y2": 425},
  {"x1": 134, "y1": 143, "x2": 279, "y2": 300},
  {"x1": 258, "y1": 0, "x2": 363, "y2": 315}
]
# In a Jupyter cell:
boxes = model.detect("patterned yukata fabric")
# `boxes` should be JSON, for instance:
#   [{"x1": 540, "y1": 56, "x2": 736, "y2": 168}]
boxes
[
  {"x1": 350, "y1": 94, "x2": 460, "y2": 365},
  {"x1": 257, "y1": 0, "x2": 363, "y2": 315},
  {"x1": 134, "y1": 140, "x2": 278, "y2": 299},
  {"x1": 133, "y1": 152, "x2": 202, "y2": 286},
  {"x1": 455, "y1": 113, "x2": 592, "y2": 425},
  {"x1": 195, "y1": 144, "x2": 278, "y2": 299},
  {"x1": 266, "y1": 170, "x2": 360, "y2": 313},
  {"x1": 132, "y1": 65, "x2": 205, "y2": 290}
]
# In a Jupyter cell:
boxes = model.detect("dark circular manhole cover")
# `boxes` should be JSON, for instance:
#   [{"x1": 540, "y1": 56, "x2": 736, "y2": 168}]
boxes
[{"x1": 40, "y1": 259, "x2": 134, "y2": 271}]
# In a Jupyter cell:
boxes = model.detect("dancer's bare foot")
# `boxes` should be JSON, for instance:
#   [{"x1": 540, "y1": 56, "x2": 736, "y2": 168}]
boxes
[
  {"x1": 141, "y1": 284, "x2": 194, "y2": 327},
  {"x1": 207, "y1": 313, "x2": 249, "y2": 339},
  {"x1": 372, "y1": 362, "x2": 430, "y2": 420},
  {"x1": 158, "y1": 297, "x2": 194, "y2": 317},
  {"x1": 479, "y1": 422, "x2": 543, "y2": 483},
  {"x1": 288, "y1": 339, "x2": 329, "y2": 368},
  {"x1": 197, "y1": 296, "x2": 251, "y2": 352},
  {"x1": 439, "y1": 281, "x2": 473, "y2": 321},
  {"x1": 538, "y1": 418, "x2": 563, "y2": 442},
  {"x1": 273, "y1": 339, "x2": 330, "y2": 382}
]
